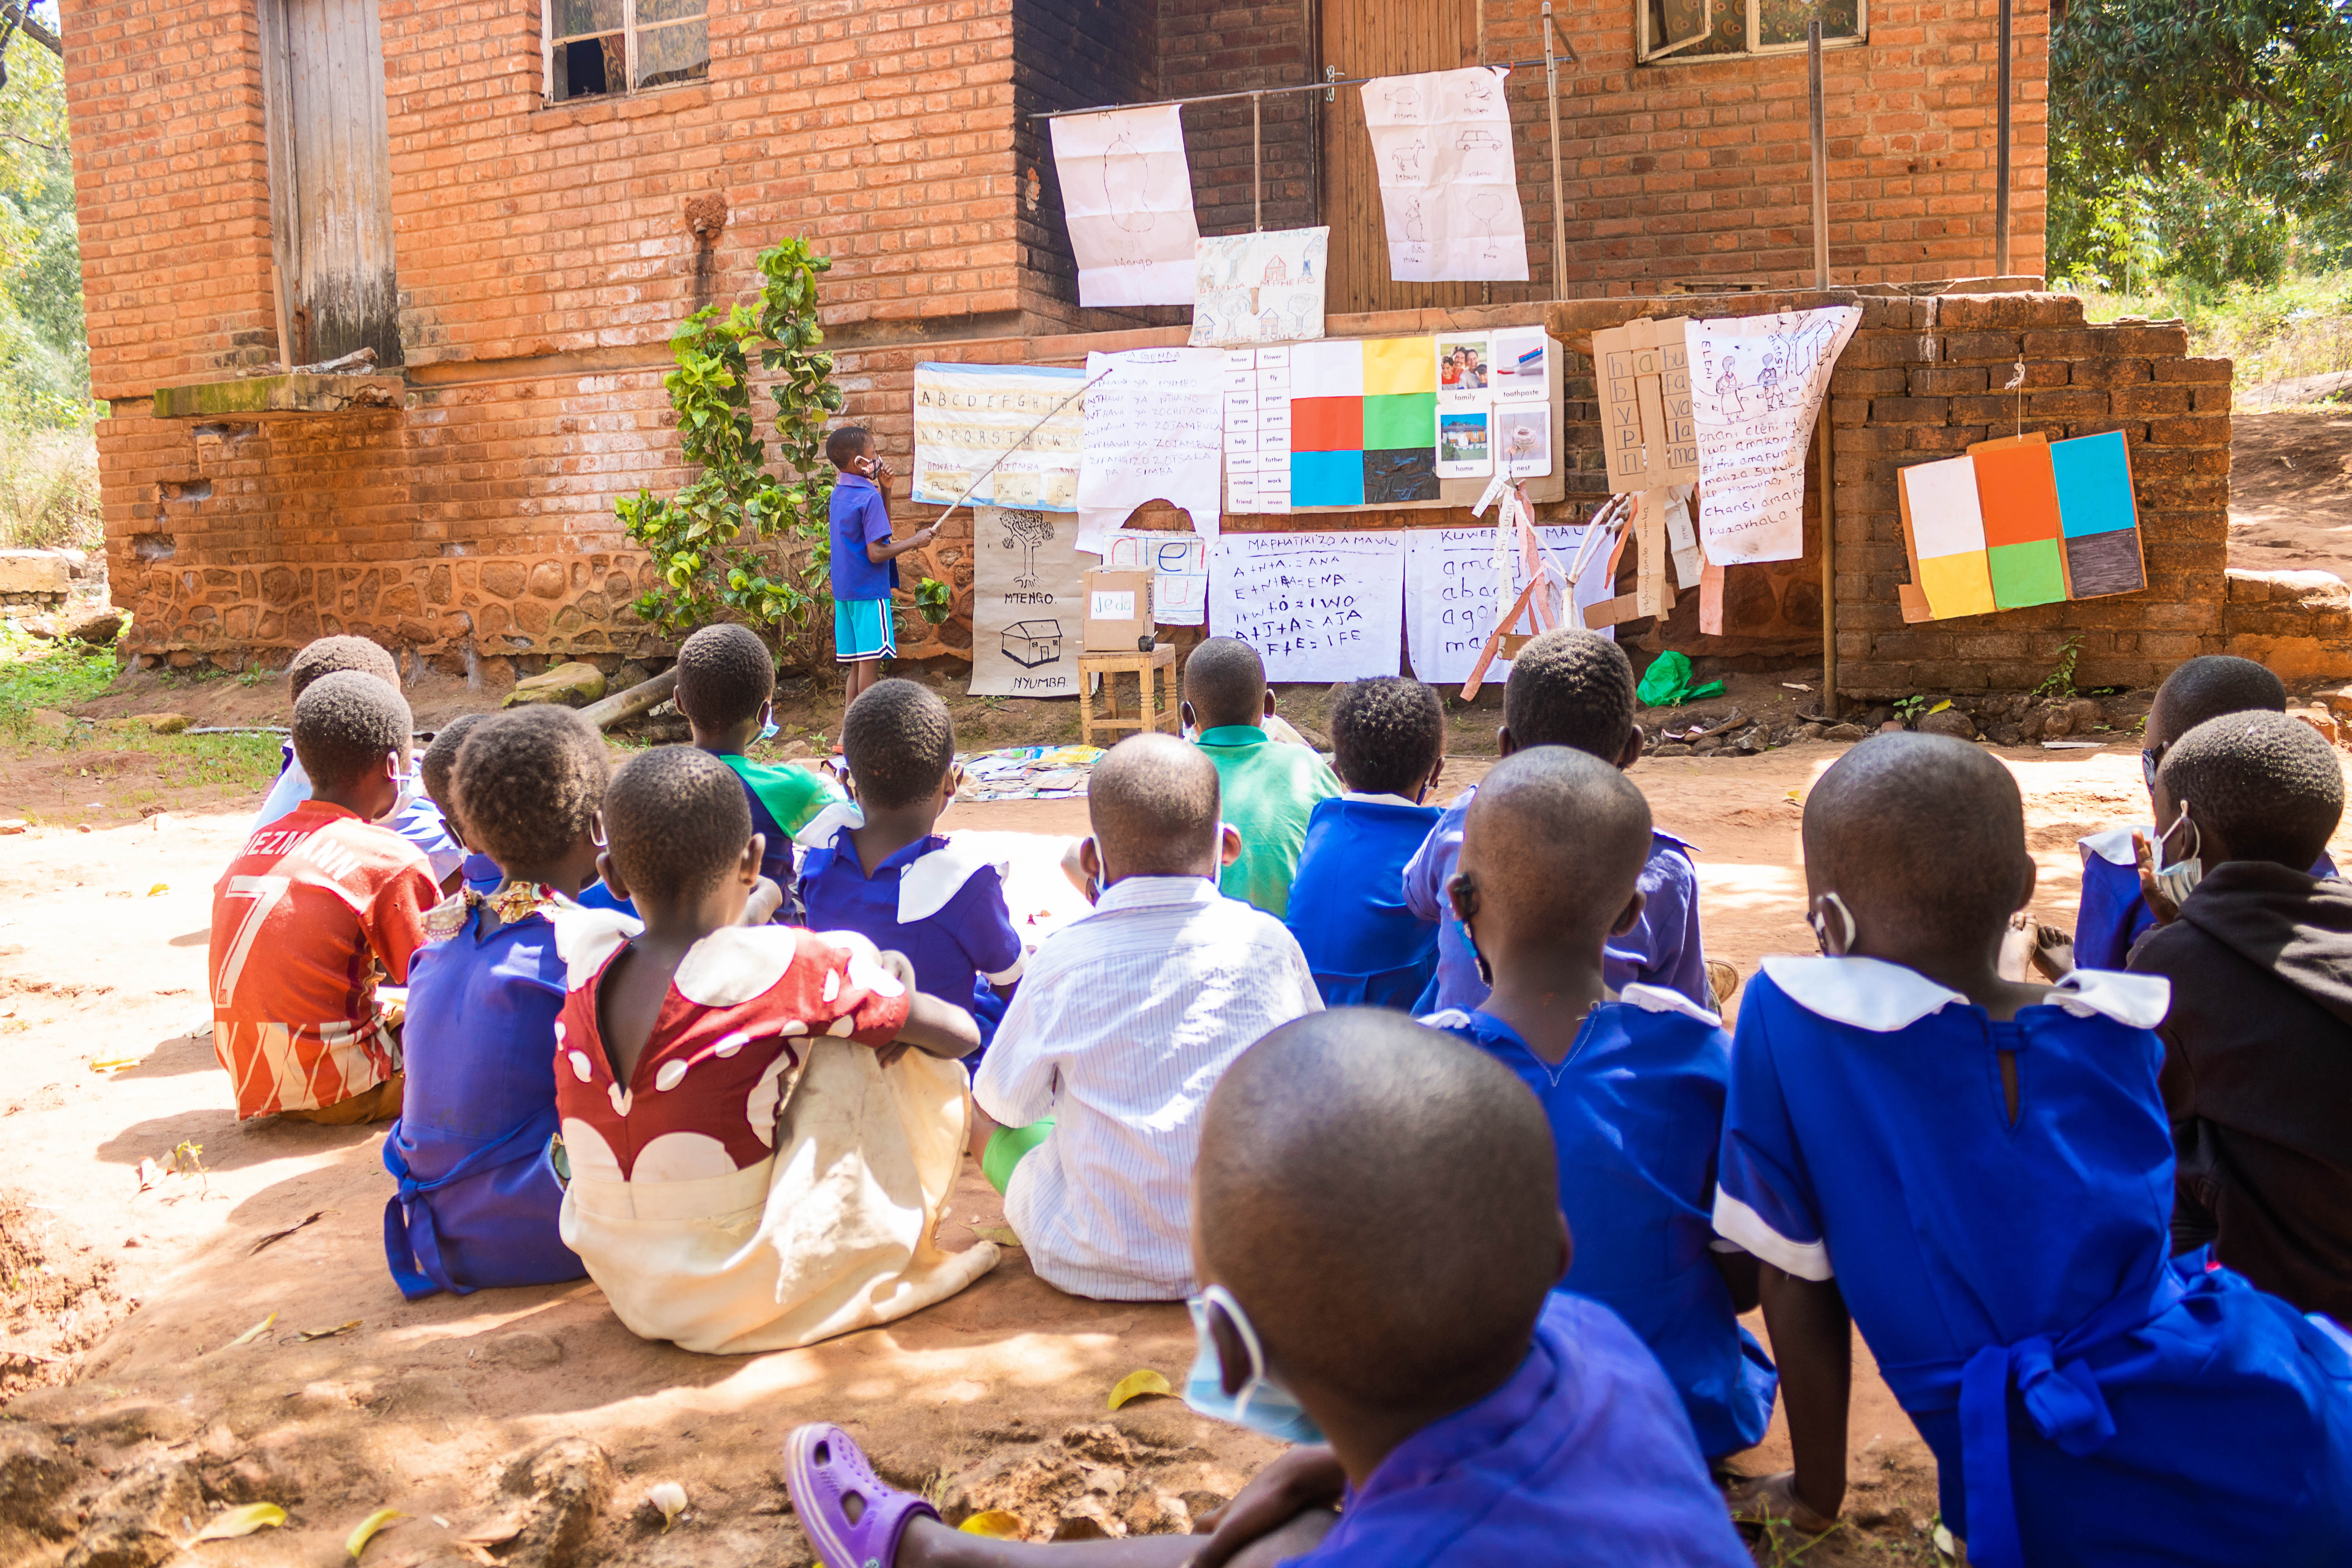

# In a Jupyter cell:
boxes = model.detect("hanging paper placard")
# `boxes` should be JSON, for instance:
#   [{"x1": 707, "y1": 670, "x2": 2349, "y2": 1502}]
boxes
[
  {"x1": 1361, "y1": 68, "x2": 1529, "y2": 283},
  {"x1": 1049, "y1": 106, "x2": 1201, "y2": 307},
  {"x1": 1689, "y1": 305, "x2": 1860, "y2": 564},
  {"x1": 1189, "y1": 228, "x2": 1329, "y2": 348}
]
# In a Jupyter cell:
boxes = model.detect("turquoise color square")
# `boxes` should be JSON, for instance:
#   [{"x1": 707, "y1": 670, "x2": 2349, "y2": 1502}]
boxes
[
  {"x1": 1362, "y1": 392, "x2": 1437, "y2": 452},
  {"x1": 2052, "y1": 431, "x2": 2136, "y2": 538},
  {"x1": 1291, "y1": 449, "x2": 1364, "y2": 507},
  {"x1": 1989, "y1": 538, "x2": 2068, "y2": 608}
]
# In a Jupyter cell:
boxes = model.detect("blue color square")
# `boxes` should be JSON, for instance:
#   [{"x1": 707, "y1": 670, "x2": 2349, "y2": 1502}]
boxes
[
  {"x1": 1291, "y1": 448, "x2": 1365, "y2": 507},
  {"x1": 2051, "y1": 430, "x2": 2137, "y2": 539}
]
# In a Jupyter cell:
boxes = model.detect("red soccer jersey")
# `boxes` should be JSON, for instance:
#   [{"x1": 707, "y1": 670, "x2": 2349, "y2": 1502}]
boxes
[
  {"x1": 552, "y1": 917, "x2": 911, "y2": 1185},
  {"x1": 210, "y1": 801, "x2": 438, "y2": 1119}
]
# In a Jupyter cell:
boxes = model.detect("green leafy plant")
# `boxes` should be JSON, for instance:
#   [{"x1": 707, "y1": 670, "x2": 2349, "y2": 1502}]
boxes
[
  {"x1": 615, "y1": 239, "x2": 846, "y2": 639},
  {"x1": 1893, "y1": 694, "x2": 1928, "y2": 724},
  {"x1": 914, "y1": 577, "x2": 953, "y2": 626},
  {"x1": 2034, "y1": 636, "x2": 2086, "y2": 700}
]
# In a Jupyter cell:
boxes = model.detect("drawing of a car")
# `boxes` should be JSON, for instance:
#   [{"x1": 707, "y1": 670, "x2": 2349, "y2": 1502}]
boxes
[{"x1": 1456, "y1": 129, "x2": 1505, "y2": 152}]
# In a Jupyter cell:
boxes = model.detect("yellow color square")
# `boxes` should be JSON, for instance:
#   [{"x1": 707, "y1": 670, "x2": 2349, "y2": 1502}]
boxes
[
  {"x1": 1363, "y1": 337, "x2": 1436, "y2": 396},
  {"x1": 1916, "y1": 551, "x2": 1996, "y2": 620}
]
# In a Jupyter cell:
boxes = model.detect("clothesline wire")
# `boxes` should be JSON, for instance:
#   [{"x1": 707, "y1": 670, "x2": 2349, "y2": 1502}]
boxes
[{"x1": 1025, "y1": 60, "x2": 1552, "y2": 122}]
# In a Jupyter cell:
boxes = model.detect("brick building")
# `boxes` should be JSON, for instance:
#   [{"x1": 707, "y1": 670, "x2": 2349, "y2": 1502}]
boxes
[{"x1": 60, "y1": 0, "x2": 2084, "y2": 694}]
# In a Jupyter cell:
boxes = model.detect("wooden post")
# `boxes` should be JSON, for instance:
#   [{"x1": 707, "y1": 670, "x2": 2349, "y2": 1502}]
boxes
[
  {"x1": 272, "y1": 264, "x2": 296, "y2": 373},
  {"x1": 1252, "y1": 93, "x2": 1263, "y2": 232},
  {"x1": 1808, "y1": 21, "x2": 1829, "y2": 290},
  {"x1": 1994, "y1": 0, "x2": 2014, "y2": 278},
  {"x1": 1818, "y1": 403, "x2": 1838, "y2": 716},
  {"x1": 1543, "y1": 3, "x2": 1568, "y2": 299}
]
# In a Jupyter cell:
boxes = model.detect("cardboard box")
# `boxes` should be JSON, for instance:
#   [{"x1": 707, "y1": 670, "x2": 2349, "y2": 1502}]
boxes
[{"x1": 1083, "y1": 569, "x2": 1154, "y2": 652}]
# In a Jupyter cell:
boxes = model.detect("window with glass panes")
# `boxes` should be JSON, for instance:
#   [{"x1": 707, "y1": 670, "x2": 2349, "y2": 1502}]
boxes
[
  {"x1": 544, "y1": 0, "x2": 709, "y2": 102},
  {"x1": 1639, "y1": 0, "x2": 1862, "y2": 62}
]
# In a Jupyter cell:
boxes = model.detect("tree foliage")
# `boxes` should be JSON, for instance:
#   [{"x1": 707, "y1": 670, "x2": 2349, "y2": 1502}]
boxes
[
  {"x1": 615, "y1": 240, "x2": 846, "y2": 638},
  {"x1": 0, "y1": 5, "x2": 86, "y2": 425}
]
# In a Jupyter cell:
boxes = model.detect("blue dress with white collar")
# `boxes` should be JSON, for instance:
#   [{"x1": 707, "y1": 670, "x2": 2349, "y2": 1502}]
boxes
[
  {"x1": 1717, "y1": 956, "x2": 2352, "y2": 1568},
  {"x1": 1424, "y1": 987, "x2": 1777, "y2": 1461}
]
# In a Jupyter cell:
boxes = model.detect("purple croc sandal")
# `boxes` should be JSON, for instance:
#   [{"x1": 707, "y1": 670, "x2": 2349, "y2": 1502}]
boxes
[{"x1": 784, "y1": 1423, "x2": 939, "y2": 1568}]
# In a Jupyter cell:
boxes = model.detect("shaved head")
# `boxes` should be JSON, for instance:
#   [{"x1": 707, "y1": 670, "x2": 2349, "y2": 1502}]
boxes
[
  {"x1": 1184, "y1": 637, "x2": 1268, "y2": 730},
  {"x1": 2162, "y1": 710, "x2": 2344, "y2": 870},
  {"x1": 1802, "y1": 733, "x2": 2034, "y2": 948},
  {"x1": 1197, "y1": 1011, "x2": 1561, "y2": 1411},
  {"x1": 2151, "y1": 655, "x2": 2289, "y2": 750},
  {"x1": 1460, "y1": 747, "x2": 1652, "y2": 944},
  {"x1": 1088, "y1": 733, "x2": 1221, "y2": 875}
]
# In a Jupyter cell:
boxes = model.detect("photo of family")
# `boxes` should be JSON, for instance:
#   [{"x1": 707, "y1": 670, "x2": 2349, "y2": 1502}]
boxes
[{"x1": 1436, "y1": 335, "x2": 1490, "y2": 403}]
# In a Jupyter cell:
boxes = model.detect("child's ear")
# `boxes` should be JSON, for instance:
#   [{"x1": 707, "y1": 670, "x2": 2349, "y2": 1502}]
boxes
[
  {"x1": 1610, "y1": 887, "x2": 1648, "y2": 939},
  {"x1": 1495, "y1": 724, "x2": 1517, "y2": 758},
  {"x1": 2012, "y1": 854, "x2": 2039, "y2": 914},
  {"x1": 1218, "y1": 824, "x2": 1243, "y2": 869},
  {"x1": 1208, "y1": 1303, "x2": 1253, "y2": 1399},
  {"x1": 740, "y1": 835, "x2": 765, "y2": 886},
  {"x1": 1615, "y1": 724, "x2": 1646, "y2": 770},
  {"x1": 940, "y1": 764, "x2": 962, "y2": 805},
  {"x1": 1260, "y1": 689, "x2": 1277, "y2": 719},
  {"x1": 1180, "y1": 699, "x2": 1197, "y2": 733},
  {"x1": 597, "y1": 850, "x2": 629, "y2": 900},
  {"x1": 1421, "y1": 756, "x2": 1446, "y2": 802}
]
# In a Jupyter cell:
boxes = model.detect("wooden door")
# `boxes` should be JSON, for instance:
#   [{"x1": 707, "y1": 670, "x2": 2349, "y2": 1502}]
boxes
[
  {"x1": 1318, "y1": 0, "x2": 1485, "y2": 315},
  {"x1": 261, "y1": 0, "x2": 403, "y2": 367}
]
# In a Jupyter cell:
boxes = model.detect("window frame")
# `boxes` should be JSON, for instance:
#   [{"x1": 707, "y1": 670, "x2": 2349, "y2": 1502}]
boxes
[
  {"x1": 1636, "y1": 0, "x2": 1867, "y2": 64},
  {"x1": 541, "y1": 0, "x2": 710, "y2": 105}
]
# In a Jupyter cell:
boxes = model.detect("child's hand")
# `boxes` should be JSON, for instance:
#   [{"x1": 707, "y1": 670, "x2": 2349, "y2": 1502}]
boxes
[
  {"x1": 2132, "y1": 829, "x2": 2184, "y2": 926},
  {"x1": 739, "y1": 877, "x2": 785, "y2": 926},
  {"x1": 1725, "y1": 1471, "x2": 1839, "y2": 1536},
  {"x1": 1191, "y1": 1445, "x2": 1346, "y2": 1564}
]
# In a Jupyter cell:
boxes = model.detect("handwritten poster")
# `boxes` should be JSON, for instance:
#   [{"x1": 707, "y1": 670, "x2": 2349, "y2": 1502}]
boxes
[
  {"x1": 1403, "y1": 526, "x2": 1618, "y2": 685},
  {"x1": 911, "y1": 363, "x2": 1086, "y2": 512},
  {"x1": 1209, "y1": 531, "x2": 1406, "y2": 682},
  {"x1": 1100, "y1": 528, "x2": 1210, "y2": 625},
  {"x1": 1190, "y1": 228, "x2": 1329, "y2": 348},
  {"x1": 969, "y1": 506, "x2": 1089, "y2": 697},
  {"x1": 1049, "y1": 106, "x2": 1200, "y2": 307},
  {"x1": 1361, "y1": 68, "x2": 1529, "y2": 283},
  {"x1": 1688, "y1": 306, "x2": 1860, "y2": 563},
  {"x1": 1075, "y1": 346, "x2": 1225, "y2": 551}
]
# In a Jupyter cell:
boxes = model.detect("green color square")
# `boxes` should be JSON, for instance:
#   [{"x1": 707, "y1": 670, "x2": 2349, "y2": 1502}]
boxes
[
  {"x1": 1361, "y1": 391, "x2": 1437, "y2": 452},
  {"x1": 1988, "y1": 538, "x2": 2067, "y2": 608}
]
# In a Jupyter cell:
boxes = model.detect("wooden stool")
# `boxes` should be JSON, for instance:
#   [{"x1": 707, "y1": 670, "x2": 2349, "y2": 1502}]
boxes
[{"x1": 1077, "y1": 642, "x2": 1178, "y2": 747}]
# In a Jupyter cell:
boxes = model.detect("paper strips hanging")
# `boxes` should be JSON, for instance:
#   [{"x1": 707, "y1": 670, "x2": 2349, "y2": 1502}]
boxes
[
  {"x1": 911, "y1": 363, "x2": 1087, "y2": 512},
  {"x1": 1897, "y1": 430, "x2": 2147, "y2": 622},
  {"x1": 1361, "y1": 67, "x2": 1529, "y2": 283},
  {"x1": 1689, "y1": 306, "x2": 1860, "y2": 564},
  {"x1": 1286, "y1": 337, "x2": 1441, "y2": 506},
  {"x1": 1049, "y1": 106, "x2": 1201, "y2": 307},
  {"x1": 1189, "y1": 228, "x2": 1329, "y2": 348}
]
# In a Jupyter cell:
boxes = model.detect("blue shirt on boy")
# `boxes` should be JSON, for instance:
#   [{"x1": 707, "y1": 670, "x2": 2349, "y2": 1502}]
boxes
[
  {"x1": 383, "y1": 897, "x2": 585, "y2": 1300},
  {"x1": 2073, "y1": 824, "x2": 2338, "y2": 970},
  {"x1": 828, "y1": 472, "x2": 897, "y2": 601},
  {"x1": 1284, "y1": 793, "x2": 1445, "y2": 1009},
  {"x1": 1423, "y1": 991, "x2": 1775, "y2": 1460},
  {"x1": 795, "y1": 804, "x2": 1024, "y2": 1048},
  {"x1": 1716, "y1": 956, "x2": 2352, "y2": 1568},
  {"x1": 1292, "y1": 1292, "x2": 1751, "y2": 1567},
  {"x1": 1403, "y1": 785, "x2": 1708, "y2": 1014},
  {"x1": 257, "y1": 742, "x2": 463, "y2": 883}
]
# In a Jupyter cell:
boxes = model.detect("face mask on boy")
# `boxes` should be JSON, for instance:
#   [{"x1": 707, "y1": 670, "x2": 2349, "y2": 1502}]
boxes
[
  {"x1": 1182, "y1": 1284, "x2": 1325, "y2": 1446},
  {"x1": 2152, "y1": 801, "x2": 2205, "y2": 907}
]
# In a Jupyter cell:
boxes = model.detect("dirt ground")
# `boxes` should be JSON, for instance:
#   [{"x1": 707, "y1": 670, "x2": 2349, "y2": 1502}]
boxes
[{"x1": 2228, "y1": 406, "x2": 2352, "y2": 581}]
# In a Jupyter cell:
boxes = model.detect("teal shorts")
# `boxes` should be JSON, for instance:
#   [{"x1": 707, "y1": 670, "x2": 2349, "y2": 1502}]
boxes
[
  {"x1": 982, "y1": 1117, "x2": 1054, "y2": 1196},
  {"x1": 834, "y1": 597, "x2": 895, "y2": 662}
]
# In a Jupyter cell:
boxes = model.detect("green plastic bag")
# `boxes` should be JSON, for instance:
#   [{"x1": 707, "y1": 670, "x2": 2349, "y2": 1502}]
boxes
[{"x1": 1636, "y1": 651, "x2": 1726, "y2": 708}]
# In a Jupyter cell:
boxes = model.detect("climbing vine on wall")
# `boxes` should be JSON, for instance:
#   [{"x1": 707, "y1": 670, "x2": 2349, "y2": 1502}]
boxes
[{"x1": 616, "y1": 239, "x2": 845, "y2": 639}]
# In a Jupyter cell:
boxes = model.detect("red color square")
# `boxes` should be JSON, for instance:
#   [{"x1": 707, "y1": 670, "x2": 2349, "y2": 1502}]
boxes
[
  {"x1": 1973, "y1": 441, "x2": 2064, "y2": 548},
  {"x1": 1290, "y1": 397, "x2": 1363, "y2": 454}
]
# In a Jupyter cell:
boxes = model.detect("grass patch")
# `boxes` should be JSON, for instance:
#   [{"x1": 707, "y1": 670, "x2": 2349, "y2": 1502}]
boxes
[
  {"x1": 0, "y1": 626, "x2": 117, "y2": 736},
  {"x1": 2077, "y1": 269, "x2": 2352, "y2": 393}
]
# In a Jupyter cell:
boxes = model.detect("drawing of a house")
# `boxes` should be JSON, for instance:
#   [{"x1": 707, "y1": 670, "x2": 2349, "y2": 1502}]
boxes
[{"x1": 1002, "y1": 619, "x2": 1064, "y2": 668}]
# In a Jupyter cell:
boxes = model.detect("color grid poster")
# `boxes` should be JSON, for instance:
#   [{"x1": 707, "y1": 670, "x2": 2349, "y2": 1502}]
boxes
[
  {"x1": 1286, "y1": 337, "x2": 1440, "y2": 507},
  {"x1": 1898, "y1": 430, "x2": 2146, "y2": 622}
]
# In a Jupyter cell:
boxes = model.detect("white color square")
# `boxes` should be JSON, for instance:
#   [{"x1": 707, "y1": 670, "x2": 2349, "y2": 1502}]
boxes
[
  {"x1": 1290, "y1": 339, "x2": 1365, "y2": 398},
  {"x1": 1903, "y1": 455, "x2": 1988, "y2": 559}
]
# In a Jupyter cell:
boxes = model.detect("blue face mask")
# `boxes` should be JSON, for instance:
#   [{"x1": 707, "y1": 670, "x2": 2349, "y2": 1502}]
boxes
[
  {"x1": 1183, "y1": 1285, "x2": 1325, "y2": 1445},
  {"x1": 758, "y1": 717, "x2": 780, "y2": 743}
]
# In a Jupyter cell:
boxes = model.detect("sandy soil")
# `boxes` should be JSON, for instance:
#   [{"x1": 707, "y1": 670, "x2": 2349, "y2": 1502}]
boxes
[{"x1": 2229, "y1": 407, "x2": 2352, "y2": 582}]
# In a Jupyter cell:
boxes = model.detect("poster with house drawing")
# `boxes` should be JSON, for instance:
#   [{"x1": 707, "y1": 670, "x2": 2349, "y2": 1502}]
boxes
[
  {"x1": 1049, "y1": 106, "x2": 1201, "y2": 307},
  {"x1": 1688, "y1": 305, "x2": 1860, "y2": 563},
  {"x1": 970, "y1": 506, "x2": 1089, "y2": 697},
  {"x1": 1361, "y1": 67, "x2": 1528, "y2": 283},
  {"x1": 1189, "y1": 228, "x2": 1329, "y2": 348}
]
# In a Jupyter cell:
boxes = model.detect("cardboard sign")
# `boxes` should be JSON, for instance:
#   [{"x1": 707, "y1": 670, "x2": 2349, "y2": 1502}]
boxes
[{"x1": 1083, "y1": 569, "x2": 1154, "y2": 651}]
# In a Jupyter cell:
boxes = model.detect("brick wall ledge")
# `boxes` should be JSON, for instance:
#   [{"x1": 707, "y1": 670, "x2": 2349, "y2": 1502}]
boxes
[
  {"x1": 151, "y1": 373, "x2": 407, "y2": 419},
  {"x1": 2224, "y1": 568, "x2": 2352, "y2": 685}
]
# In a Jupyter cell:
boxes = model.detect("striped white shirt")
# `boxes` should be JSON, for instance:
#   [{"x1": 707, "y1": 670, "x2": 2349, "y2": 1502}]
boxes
[{"x1": 975, "y1": 875, "x2": 1323, "y2": 1300}]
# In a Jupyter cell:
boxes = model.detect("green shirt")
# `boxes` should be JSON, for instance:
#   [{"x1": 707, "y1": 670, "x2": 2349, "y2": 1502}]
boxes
[
  {"x1": 1193, "y1": 725, "x2": 1341, "y2": 918},
  {"x1": 715, "y1": 752, "x2": 844, "y2": 837}
]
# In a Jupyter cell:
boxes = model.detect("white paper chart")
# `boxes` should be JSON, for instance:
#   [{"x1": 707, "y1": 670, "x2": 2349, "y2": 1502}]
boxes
[
  {"x1": 1689, "y1": 305, "x2": 1860, "y2": 564},
  {"x1": 1209, "y1": 531, "x2": 1406, "y2": 682},
  {"x1": 1220, "y1": 346, "x2": 1294, "y2": 515},
  {"x1": 1361, "y1": 67, "x2": 1530, "y2": 283},
  {"x1": 1048, "y1": 106, "x2": 1201, "y2": 307},
  {"x1": 1403, "y1": 526, "x2": 1617, "y2": 685},
  {"x1": 1098, "y1": 527, "x2": 1210, "y2": 626}
]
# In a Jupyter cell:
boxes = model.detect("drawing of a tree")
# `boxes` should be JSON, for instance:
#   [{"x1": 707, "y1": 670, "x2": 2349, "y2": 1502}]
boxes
[{"x1": 1001, "y1": 510, "x2": 1056, "y2": 588}]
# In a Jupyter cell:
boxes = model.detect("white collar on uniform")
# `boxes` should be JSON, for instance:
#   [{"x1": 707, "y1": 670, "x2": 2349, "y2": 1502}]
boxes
[
  {"x1": 1620, "y1": 982, "x2": 1722, "y2": 1029},
  {"x1": 790, "y1": 800, "x2": 1004, "y2": 923},
  {"x1": 1761, "y1": 953, "x2": 2169, "y2": 1032},
  {"x1": 2079, "y1": 824, "x2": 2151, "y2": 867},
  {"x1": 1340, "y1": 791, "x2": 1423, "y2": 808},
  {"x1": 793, "y1": 800, "x2": 864, "y2": 849},
  {"x1": 550, "y1": 905, "x2": 645, "y2": 992}
]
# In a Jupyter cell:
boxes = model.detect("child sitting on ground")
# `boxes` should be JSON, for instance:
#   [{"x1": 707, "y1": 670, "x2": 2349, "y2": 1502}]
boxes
[
  {"x1": 1183, "y1": 637, "x2": 1339, "y2": 918},
  {"x1": 2066, "y1": 654, "x2": 2335, "y2": 972},
  {"x1": 1717, "y1": 731, "x2": 2352, "y2": 1563},
  {"x1": 796, "y1": 679, "x2": 1024, "y2": 1049},
  {"x1": 419, "y1": 713, "x2": 498, "y2": 895},
  {"x1": 675, "y1": 622, "x2": 845, "y2": 893},
  {"x1": 1423, "y1": 746, "x2": 1776, "y2": 1464},
  {"x1": 827, "y1": 425, "x2": 935, "y2": 705},
  {"x1": 1404, "y1": 628, "x2": 1711, "y2": 1014},
  {"x1": 252, "y1": 635, "x2": 463, "y2": 888},
  {"x1": 782, "y1": 1010, "x2": 1753, "y2": 1568},
  {"x1": 2128, "y1": 711, "x2": 2352, "y2": 1324},
  {"x1": 973, "y1": 733, "x2": 1322, "y2": 1301},
  {"x1": 1282, "y1": 676, "x2": 1445, "y2": 1009},
  {"x1": 211, "y1": 672, "x2": 440, "y2": 1123},
  {"x1": 552, "y1": 745, "x2": 991, "y2": 1352},
  {"x1": 382, "y1": 707, "x2": 603, "y2": 1300}
]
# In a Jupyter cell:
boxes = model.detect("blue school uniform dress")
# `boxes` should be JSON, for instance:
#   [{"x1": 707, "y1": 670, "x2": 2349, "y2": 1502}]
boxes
[
  {"x1": 1402, "y1": 786, "x2": 1708, "y2": 1014},
  {"x1": 381, "y1": 888, "x2": 586, "y2": 1300},
  {"x1": 793, "y1": 803, "x2": 1024, "y2": 1048},
  {"x1": 256, "y1": 746, "x2": 464, "y2": 884},
  {"x1": 2073, "y1": 825, "x2": 2338, "y2": 969},
  {"x1": 461, "y1": 852, "x2": 502, "y2": 897},
  {"x1": 1289, "y1": 1293, "x2": 1751, "y2": 1567},
  {"x1": 1715, "y1": 956, "x2": 2352, "y2": 1568},
  {"x1": 1423, "y1": 992, "x2": 1775, "y2": 1460},
  {"x1": 1284, "y1": 793, "x2": 1444, "y2": 1009}
]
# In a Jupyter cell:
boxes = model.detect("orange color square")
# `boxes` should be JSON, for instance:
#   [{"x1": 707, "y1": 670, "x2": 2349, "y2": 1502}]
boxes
[
  {"x1": 1972, "y1": 440, "x2": 2063, "y2": 548},
  {"x1": 1290, "y1": 397, "x2": 1363, "y2": 454}
]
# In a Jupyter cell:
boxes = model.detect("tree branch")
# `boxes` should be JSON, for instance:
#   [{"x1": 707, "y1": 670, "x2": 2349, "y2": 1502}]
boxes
[
  {"x1": 0, "y1": 2, "x2": 60, "y2": 58},
  {"x1": 0, "y1": 128, "x2": 61, "y2": 152}
]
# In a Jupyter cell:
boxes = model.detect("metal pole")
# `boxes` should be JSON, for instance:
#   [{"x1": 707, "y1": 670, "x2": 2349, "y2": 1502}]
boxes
[
  {"x1": 1818, "y1": 407, "x2": 1837, "y2": 716},
  {"x1": 1252, "y1": 92, "x2": 1264, "y2": 232},
  {"x1": 1994, "y1": 0, "x2": 2013, "y2": 277},
  {"x1": 1544, "y1": 3, "x2": 1568, "y2": 299},
  {"x1": 1808, "y1": 20, "x2": 1829, "y2": 289}
]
